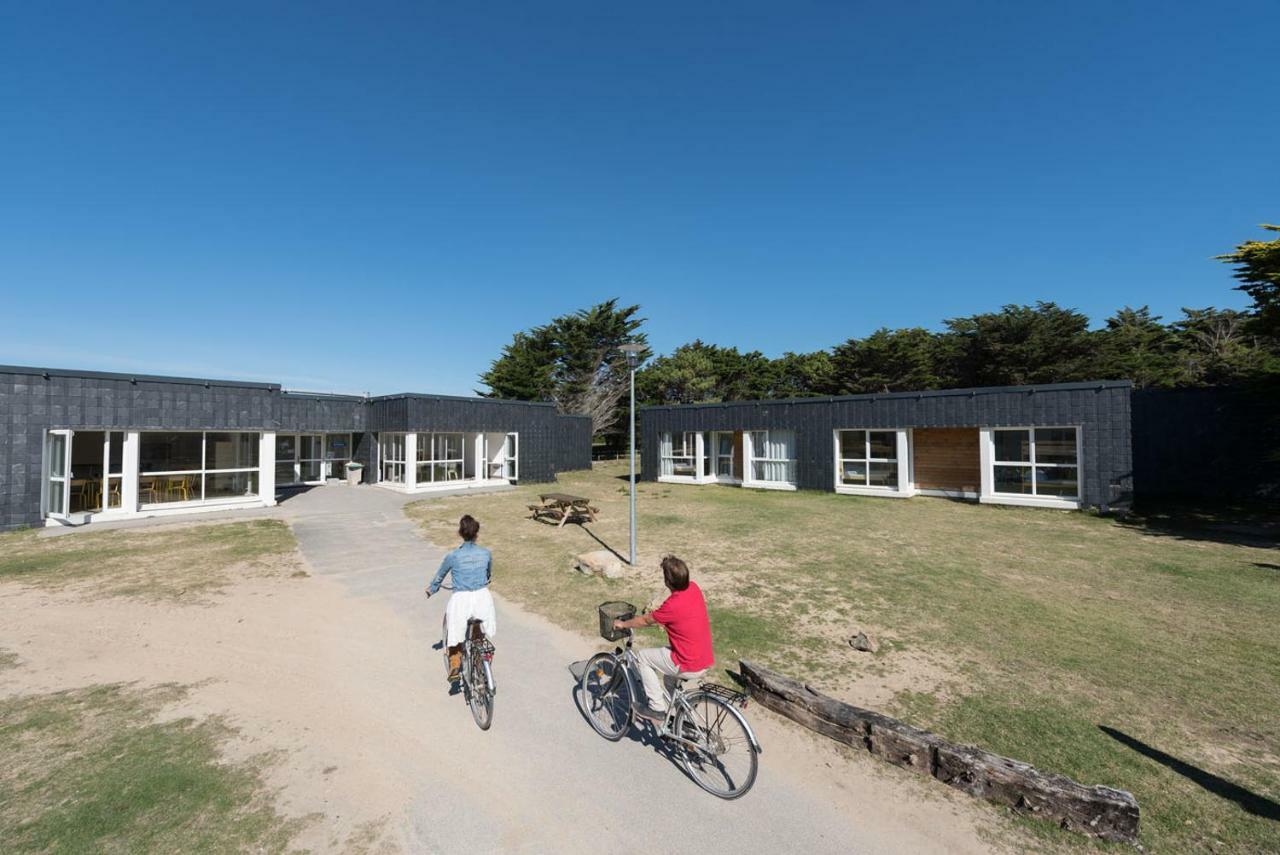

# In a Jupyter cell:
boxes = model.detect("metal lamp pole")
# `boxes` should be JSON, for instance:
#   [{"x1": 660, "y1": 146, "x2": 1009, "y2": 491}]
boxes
[{"x1": 619, "y1": 343, "x2": 645, "y2": 565}]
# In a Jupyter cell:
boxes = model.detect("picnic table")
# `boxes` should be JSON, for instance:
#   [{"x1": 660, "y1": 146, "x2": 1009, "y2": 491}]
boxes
[{"x1": 528, "y1": 492, "x2": 598, "y2": 528}]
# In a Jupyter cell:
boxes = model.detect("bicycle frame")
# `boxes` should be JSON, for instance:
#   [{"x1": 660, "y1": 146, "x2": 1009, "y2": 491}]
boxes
[{"x1": 611, "y1": 630, "x2": 760, "y2": 753}]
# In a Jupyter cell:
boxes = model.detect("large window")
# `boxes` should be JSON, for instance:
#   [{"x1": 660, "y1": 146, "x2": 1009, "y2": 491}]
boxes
[
  {"x1": 380, "y1": 433, "x2": 406, "y2": 484},
  {"x1": 139, "y1": 431, "x2": 260, "y2": 505},
  {"x1": 416, "y1": 433, "x2": 465, "y2": 484},
  {"x1": 991, "y1": 428, "x2": 1079, "y2": 498},
  {"x1": 838, "y1": 430, "x2": 899, "y2": 488},
  {"x1": 748, "y1": 430, "x2": 796, "y2": 485},
  {"x1": 659, "y1": 432, "x2": 698, "y2": 478}
]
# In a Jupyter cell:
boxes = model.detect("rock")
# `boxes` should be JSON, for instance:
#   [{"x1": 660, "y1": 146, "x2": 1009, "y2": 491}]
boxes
[
  {"x1": 575, "y1": 550, "x2": 624, "y2": 579},
  {"x1": 849, "y1": 632, "x2": 876, "y2": 653}
]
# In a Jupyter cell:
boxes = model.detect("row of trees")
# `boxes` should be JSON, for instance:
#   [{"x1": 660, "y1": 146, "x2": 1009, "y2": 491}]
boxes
[{"x1": 480, "y1": 225, "x2": 1280, "y2": 433}]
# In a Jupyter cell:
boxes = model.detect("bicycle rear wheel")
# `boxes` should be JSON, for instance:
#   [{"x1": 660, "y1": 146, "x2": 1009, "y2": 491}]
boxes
[
  {"x1": 579, "y1": 652, "x2": 632, "y2": 741},
  {"x1": 674, "y1": 692, "x2": 758, "y2": 799},
  {"x1": 466, "y1": 648, "x2": 494, "y2": 730}
]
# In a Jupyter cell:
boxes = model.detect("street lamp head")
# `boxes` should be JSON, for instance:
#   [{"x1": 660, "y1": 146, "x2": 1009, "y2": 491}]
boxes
[{"x1": 618, "y1": 342, "x2": 645, "y2": 368}]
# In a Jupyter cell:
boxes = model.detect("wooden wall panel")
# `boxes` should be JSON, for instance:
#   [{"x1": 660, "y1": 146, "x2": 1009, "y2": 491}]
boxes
[{"x1": 913, "y1": 428, "x2": 980, "y2": 492}]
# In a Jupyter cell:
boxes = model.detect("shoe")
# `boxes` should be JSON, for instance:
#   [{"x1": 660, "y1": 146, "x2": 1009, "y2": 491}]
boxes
[
  {"x1": 447, "y1": 650, "x2": 462, "y2": 682},
  {"x1": 633, "y1": 704, "x2": 668, "y2": 723}
]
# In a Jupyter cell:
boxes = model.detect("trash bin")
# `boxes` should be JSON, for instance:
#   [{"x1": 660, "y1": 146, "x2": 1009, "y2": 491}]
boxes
[{"x1": 345, "y1": 461, "x2": 364, "y2": 486}]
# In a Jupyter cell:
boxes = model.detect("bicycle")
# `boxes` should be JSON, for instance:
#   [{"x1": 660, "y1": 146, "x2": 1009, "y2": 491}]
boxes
[
  {"x1": 578, "y1": 604, "x2": 761, "y2": 799},
  {"x1": 429, "y1": 586, "x2": 496, "y2": 731}
]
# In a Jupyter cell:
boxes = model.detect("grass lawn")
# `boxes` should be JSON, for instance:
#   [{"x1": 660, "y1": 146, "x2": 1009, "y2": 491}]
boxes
[
  {"x1": 0, "y1": 683, "x2": 300, "y2": 854},
  {"x1": 0, "y1": 520, "x2": 303, "y2": 600},
  {"x1": 407, "y1": 461, "x2": 1280, "y2": 853}
]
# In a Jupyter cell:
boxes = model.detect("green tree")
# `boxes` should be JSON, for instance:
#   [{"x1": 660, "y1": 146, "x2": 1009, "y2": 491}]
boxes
[
  {"x1": 1217, "y1": 224, "x2": 1280, "y2": 340},
  {"x1": 1170, "y1": 307, "x2": 1278, "y2": 386},
  {"x1": 766, "y1": 351, "x2": 836, "y2": 398},
  {"x1": 1091, "y1": 306, "x2": 1181, "y2": 389},
  {"x1": 634, "y1": 341, "x2": 719, "y2": 405},
  {"x1": 944, "y1": 302, "x2": 1094, "y2": 387},
  {"x1": 829, "y1": 327, "x2": 947, "y2": 394},
  {"x1": 479, "y1": 299, "x2": 647, "y2": 434}
]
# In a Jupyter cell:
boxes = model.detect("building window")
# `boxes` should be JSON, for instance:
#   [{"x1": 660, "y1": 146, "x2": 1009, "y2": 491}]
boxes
[
  {"x1": 139, "y1": 431, "x2": 260, "y2": 505},
  {"x1": 659, "y1": 432, "x2": 698, "y2": 478},
  {"x1": 991, "y1": 428, "x2": 1079, "y2": 498},
  {"x1": 380, "y1": 433, "x2": 406, "y2": 484},
  {"x1": 837, "y1": 430, "x2": 899, "y2": 488},
  {"x1": 416, "y1": 433, "x2": 465, "y2": 484},
  {"x1": 713, "y1": 432, "x2": 735, "y2": 478},
  {"x1": 748, "y1": 430, "x2": 796, "y2": 485}
]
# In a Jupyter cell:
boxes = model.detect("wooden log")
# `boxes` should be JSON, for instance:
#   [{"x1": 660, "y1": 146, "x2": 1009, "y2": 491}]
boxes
[{"x1": 739, "y1": 660, "x2": 1139, "y2": 844}]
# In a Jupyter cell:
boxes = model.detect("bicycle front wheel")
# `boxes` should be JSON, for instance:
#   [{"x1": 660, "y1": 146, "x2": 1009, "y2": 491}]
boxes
[
  {"x1": 579, "y1": 652, "x2": 632, "y2": 741},
  {"x1": 466, "y1": 648, "x2": 494, "y2": 731},
  {"x1": 674, "y1": 692, "x2": 759, "y2": 799}
]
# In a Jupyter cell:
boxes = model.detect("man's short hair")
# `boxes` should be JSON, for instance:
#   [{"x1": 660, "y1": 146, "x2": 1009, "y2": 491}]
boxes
[
  {"x1": 459, "y1": 515, "x2": 480, "y2": 542},
  {"x1": 661, "y1": 555, "x2": 690, "y2": 591}
]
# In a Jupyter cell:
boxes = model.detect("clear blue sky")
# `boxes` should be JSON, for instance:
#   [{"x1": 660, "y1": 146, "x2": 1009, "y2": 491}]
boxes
[{"x1": 2, "y1": 2, "x2": 1276, "y2": 395}]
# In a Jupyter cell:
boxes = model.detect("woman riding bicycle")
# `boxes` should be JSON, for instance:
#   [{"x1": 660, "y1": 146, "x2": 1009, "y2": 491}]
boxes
[
  {"x1": 612, "y1": 555, "x2": 713, "y2": 721},
  {"x1": 426, "y1": 514, "x2": 495, "y2": 681}
]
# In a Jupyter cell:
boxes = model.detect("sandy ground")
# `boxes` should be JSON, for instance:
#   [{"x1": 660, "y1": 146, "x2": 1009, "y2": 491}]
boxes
[{"x1": 0, "y1": 494, "x2": 1006, "y2": 854}]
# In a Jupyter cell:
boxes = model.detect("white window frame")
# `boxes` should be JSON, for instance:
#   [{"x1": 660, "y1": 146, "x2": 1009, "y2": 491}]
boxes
[
  {"x1": 743, "y1": 429, "x2": 797, "y2": 491},
  {"x1": 833, "y1": 428, "x2": 914, "y2": 498},
  {"x1": 137, "y1": 430, "x2": 262, "y2": 509},
  {"x1": 416, "y1": 432, "x2": 467, "y2": 485},
  {"x1": 979, "y1": 426, "x2": 1082, "y2": 510},
  {"x1": 658, "y1": 431, "x2": 705, "y2": 483},
  {"x1": 379, "y1": 432, "x2": 407, "y2": 485}
]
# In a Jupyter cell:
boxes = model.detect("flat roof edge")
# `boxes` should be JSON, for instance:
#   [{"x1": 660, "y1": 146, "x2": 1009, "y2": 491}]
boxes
[
  {"x1": 0, "y1": 364, "x2": 281, "y2": 391},
  {"x1": 640, "y1": 380, "x2": 1133, "y2": 411},
  {"x1": 369, "y1": 392, "x2": 561, "y2": 408}
]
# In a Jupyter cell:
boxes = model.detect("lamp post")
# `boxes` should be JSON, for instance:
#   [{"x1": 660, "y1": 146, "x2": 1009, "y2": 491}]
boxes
[{"x1": 619, "y1": 342, "x2": 645, "y2": 566}]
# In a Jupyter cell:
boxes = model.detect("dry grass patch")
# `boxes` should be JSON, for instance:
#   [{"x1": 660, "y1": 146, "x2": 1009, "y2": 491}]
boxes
[
  {"x1": 408, "y1": 462, "x2": 1280, "y2": 854},
  {"x1": 0, "y1": 682, "x2": 302, "y2": 854},
  {"x1": 0, "y1": 520, "x2": 304, "y2": 601}
]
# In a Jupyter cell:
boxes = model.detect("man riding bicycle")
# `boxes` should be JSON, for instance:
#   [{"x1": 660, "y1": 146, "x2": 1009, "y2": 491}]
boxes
[
  {"x1": 612, "y1": 555, "x2": 714, "y2": 721},
  {"x1": 426, "y1": 515, "x2": 496, "y2": 682}
]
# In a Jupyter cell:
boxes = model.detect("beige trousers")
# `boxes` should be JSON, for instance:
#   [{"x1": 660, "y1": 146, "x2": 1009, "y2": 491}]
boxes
[{"x1": 636, "y1": 646, "x2": 706, "y2": 712}]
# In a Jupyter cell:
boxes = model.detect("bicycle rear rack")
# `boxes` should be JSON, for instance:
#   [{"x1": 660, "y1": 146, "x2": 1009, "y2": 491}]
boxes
[{"x1": 698, "y1": 682, "x2": 749, "y2": 709}]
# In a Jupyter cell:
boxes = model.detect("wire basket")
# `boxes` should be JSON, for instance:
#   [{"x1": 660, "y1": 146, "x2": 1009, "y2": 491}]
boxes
[{"x1": 598, "y1": 601, "x2": 635, "y2": 641}]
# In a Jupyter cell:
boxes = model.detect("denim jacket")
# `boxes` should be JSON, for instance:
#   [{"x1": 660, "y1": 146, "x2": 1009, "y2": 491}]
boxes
[{"x1": 428, "y1": 541, "x2": 492, "y2": 594}]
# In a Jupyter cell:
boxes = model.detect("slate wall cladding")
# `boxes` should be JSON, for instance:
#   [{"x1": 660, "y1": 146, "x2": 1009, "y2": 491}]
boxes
[
  {"x1": 640, "y1": 381, "x2": 1134, "y2": 509},
  {"x1": 1133, "y1": 386, "x2": 1280, "y2": 502},
  {"x1": 366, "y1": 394, "x2": 592, "y2": 483},
  {"x1": 0, "y1": 366, "x2": 593, "y2": 531}
]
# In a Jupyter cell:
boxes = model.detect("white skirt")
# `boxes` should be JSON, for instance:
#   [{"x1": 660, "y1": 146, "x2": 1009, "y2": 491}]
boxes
[{"x1": 444, "y1": 588, "x2": 497, "y2": 647}]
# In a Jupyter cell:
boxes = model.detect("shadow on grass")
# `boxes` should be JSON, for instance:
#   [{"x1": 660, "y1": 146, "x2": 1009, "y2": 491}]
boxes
[
  {"x1": 1118, "y1": 501, "x2": 1280, "y2": 549},
  {"x1": 1255, "y1": 562, "x2": 1280, "y2": 572},
  {"x1": 1099, "y1": 726, "x2": 1280, "y2": 821},
  {"x1": 580, "y1": 527, "x2": 627, "y2": 564}
]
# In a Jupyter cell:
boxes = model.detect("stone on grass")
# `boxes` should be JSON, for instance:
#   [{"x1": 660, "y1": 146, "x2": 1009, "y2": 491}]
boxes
[
  {"x1": 849, "y1": 632, "x2": 877, "y2": 653},
  {"x1": 575, "y1": 550, "x2": 624, "y2": 579}
]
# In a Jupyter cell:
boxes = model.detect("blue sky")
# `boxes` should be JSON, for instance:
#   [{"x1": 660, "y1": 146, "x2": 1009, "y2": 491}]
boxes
[{"x1": 1, "y1": 2, "x2": 1276, "y2": 395}]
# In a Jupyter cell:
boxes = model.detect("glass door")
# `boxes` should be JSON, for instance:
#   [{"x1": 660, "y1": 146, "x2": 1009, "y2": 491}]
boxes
[
  {"x1": 298, "y1": 434, "x2": 323, "y2": 482},
  {"x1": 45, "y1": 430, "x2": 72, "y2": 518},
  {"x1": 505, "y1": 433, "x2": 518, "y2": 481},
  {"x1": 104, "y1": 432, "x2": 125, "y2": 510}
]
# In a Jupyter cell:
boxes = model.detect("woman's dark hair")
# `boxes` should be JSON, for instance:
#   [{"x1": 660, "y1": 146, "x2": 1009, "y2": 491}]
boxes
[
  {"x1": 459, "y1": 515, "x2": 480, "y2": 542},
  {"x1": 661, "y1": 555, "x2": 690, "y2": 591}
]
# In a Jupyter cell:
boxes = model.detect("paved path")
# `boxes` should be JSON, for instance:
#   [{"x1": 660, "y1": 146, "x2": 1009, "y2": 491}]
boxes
[{"x1": 271, "y1": 485, "x2": 988, "y2": 854}]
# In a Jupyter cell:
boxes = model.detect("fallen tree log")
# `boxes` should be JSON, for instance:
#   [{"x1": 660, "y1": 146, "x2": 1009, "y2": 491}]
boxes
[{"x1": 739, "y1": 660, "x2": 1140, "y2": 844}]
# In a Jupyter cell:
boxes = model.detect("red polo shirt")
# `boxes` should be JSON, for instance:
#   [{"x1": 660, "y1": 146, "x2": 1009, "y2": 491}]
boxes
[{"x1": 651, "y1": 581, "x2": 715, "y2": 672}]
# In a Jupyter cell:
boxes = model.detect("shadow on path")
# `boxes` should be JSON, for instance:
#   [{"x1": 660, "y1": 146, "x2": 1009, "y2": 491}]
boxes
[{"x1": 1099, "y1": 726, "x2": 1280, "y2": 821}]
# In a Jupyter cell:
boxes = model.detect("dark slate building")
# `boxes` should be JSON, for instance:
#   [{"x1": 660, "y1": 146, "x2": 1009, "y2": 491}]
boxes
[
  {"x1": 640, "y1": 380, "x2": 1133, "y2": 511},
  {"x1": 0, "y1": 364, "x2": 592, "y2": 531}
]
